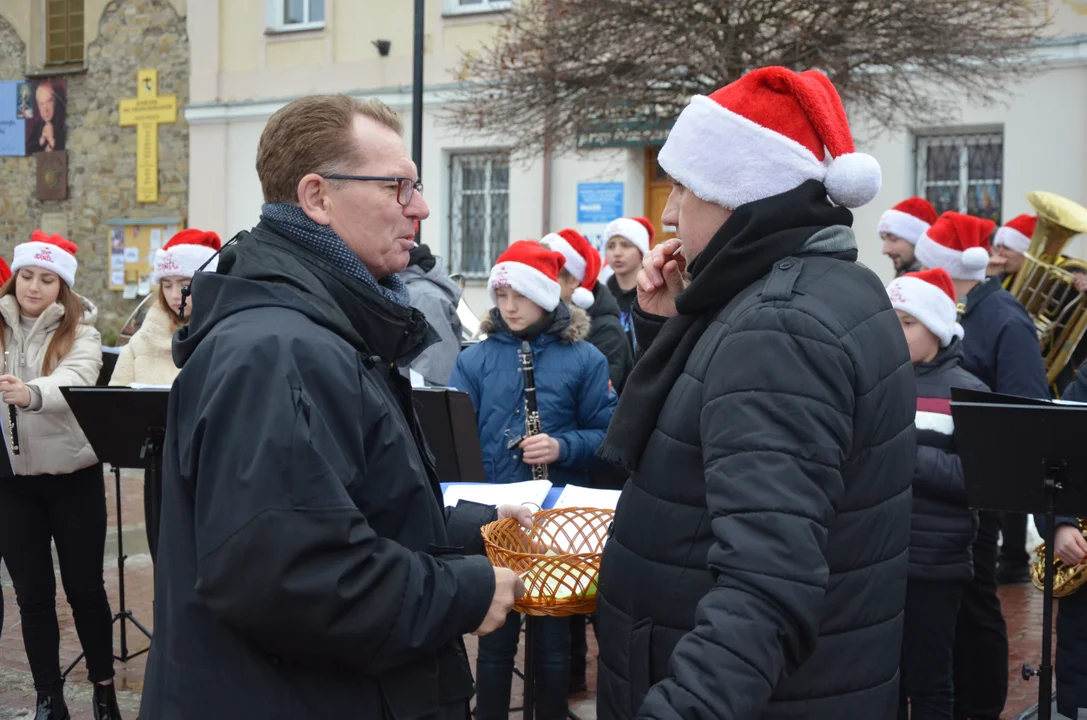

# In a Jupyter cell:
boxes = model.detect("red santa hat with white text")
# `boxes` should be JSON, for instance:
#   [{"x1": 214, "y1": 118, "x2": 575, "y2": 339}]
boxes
[
  {"x1": 879, "y1": 197, "x2": 937, "y2": 246},
  {"x1": 12, "y1": 230, "x2": 78, "y2": 287},
  {"x1": 151, "y1": 229, "x2": 222, "y2": 285},
  {"x1": 603, "y1": 217, "x2": 655, "y2": 257},
  {"x1": 886, "y1": 268, "x2": 964, "y2": 347},
  {"x1": 542, "y1": 228, "x2": 602, "y2": 309},
  {"x1": 992, "y1": 214, "x2": 1037, "y2": 255},
  {"x1": 657, "y1": 66, "x2": 881, "y2": 210},
  {"x1": 487, "y1": 240, "x2": 567, "y2": 312},
  {"x1": 914, "y1": 212, "x2": 996, "y2": 282}
]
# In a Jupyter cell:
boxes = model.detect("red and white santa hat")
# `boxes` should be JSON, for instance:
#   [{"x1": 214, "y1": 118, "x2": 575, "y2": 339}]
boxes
[
  {"x1": 603, "y1": 217, "x2": 655, "y2": 257},
  {"x1": 879, "y1": 197, "x2": 937, "y2": 246},
  {"x1": 542, "y1": 228, "x2": 602, "y2": 309},
  {"x1": 657, "y1": 66, "x2": 881, "y2": 210},
  {"x1": 993, "y1": 214, "x2": 1037, "y2": 255},
  {"x1": 12, "y1": 230, "x2": 79, "y2": 288},
  {"x1": 886, "y1": 268, "x2": 964, "y2": 348},
  {"x1": 915, "y1": 212, "x2": 996, "y2": 282},
  {"x1": 488, "y1": 240, "x2": 567, "y2": 312},
  {"x1": 151, "y1": 228, "x2": 222, "y2": 285}
]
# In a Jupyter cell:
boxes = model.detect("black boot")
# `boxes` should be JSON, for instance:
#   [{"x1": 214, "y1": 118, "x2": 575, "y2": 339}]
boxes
[
  {"x1": 93, "y1": 682, "x2": 123, "y2": 720},
  {"x1": 34, "y1": 689, "x2": 70, "y2": 720}
]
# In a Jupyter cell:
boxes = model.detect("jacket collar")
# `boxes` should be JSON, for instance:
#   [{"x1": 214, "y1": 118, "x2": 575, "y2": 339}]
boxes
[{"x1": 0, "y1": 294, "x2": 65, "y2": 338}]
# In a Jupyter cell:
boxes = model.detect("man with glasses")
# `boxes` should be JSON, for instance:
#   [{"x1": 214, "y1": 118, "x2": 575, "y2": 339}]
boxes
[{"x1": 140, "y1": 94, "x2": 527, "y2": 720}]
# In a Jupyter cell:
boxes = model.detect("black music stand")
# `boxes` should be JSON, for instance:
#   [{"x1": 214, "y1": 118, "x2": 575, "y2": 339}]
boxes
[
  {"x1": 951, "y1": 387, "x2": 1087, "y2": 720},
  {"x1": 59, "y1": 386, "x2": 169, "y2": 674},
  {"x1": 413, "y1": 387, "x2": 486, "y2": 483}
]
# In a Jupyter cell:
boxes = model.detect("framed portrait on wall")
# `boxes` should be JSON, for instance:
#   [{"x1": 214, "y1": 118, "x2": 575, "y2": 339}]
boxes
[{"x1": 25, "y1": 78, "x2": 67, "y2": 154}]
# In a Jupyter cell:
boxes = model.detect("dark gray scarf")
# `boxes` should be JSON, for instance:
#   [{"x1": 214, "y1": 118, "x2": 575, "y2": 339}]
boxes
[{"x1": 261, "y1": 202, "x2": 411, "y2": 306}]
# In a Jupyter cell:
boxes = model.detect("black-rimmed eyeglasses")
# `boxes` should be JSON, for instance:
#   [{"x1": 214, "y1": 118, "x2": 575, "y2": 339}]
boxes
[{"x1": 321, "y1": 175, "x2": 423, "y2": 206}]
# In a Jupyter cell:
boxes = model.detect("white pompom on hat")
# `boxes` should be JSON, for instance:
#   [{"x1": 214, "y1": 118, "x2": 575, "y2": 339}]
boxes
[
  {"x1": 12, "y1": 230, "x2": 79, "y2": 288},
  {"x1": 657, "y1": 66, "x2": 881, "y2": 210}
]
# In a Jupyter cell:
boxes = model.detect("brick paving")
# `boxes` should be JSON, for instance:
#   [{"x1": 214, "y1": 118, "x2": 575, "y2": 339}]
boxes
[{"x1": 0, "y1": 477, "x2": 1063, "y2": 719}]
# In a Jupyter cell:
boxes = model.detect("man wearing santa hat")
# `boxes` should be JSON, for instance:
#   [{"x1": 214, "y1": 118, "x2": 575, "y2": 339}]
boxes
[
  {"x1": 880, "y1": 197, "x2": 938, "y2": 277},
  {"x1": 593, "y1": 67, "x2": 915, "y2": 719},
  {"x1": 914, "y1": 211, "x2": 1049, "y2": 720}
]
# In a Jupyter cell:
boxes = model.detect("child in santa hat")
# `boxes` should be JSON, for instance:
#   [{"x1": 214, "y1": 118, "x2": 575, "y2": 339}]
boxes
[
  {"x1": 542, "y1": 228, "x2": 632, "y2": 394},
  {"x1": 602, "y1": 216, "x2": 655, "y2": 352},
  {"x1": 448, "y1": 240, "x2": 616, "y2": 720},
  {"x1": 0, "y1": 231, "x2": 125, "y2": 719},
  {"x1": 109, "y1": 228, "x2": 221, "y2": 568},
  {"x1": 886, "y1": 268, "x2": 988, "y2": 718},
  {"x1": 880, "y1": 197, "x2": 937, "y2": 277},
  {"x1": 111, "y1": 228, "x2": 222, "y2": 388},
  {"x1": 916, "y1": 211, "x2": 1048, "y2": 717}
]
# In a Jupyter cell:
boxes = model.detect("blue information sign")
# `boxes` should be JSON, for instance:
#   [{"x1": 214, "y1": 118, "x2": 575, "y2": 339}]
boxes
[{"x1": 577, "y1": 182, "x2": 624, "y2": 224}]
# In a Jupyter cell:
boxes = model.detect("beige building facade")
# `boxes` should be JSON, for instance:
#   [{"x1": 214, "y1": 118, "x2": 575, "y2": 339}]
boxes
[{"x1": 188, "y1": 0, "x2": 1087, "y2": 310}]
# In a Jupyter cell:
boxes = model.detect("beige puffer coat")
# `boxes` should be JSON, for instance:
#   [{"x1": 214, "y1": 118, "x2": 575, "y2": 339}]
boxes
[
  {"x1": 0, "y1": 293, "x2": 102, "y2": 476},
  {"x1": 109, "y1": 301, "x2": 179, "y2": 386}
]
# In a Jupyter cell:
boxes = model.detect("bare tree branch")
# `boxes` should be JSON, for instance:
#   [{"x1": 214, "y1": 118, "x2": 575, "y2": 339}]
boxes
[{"x1": 440, "y1": 0, "x2": 1051, "y2": 154}]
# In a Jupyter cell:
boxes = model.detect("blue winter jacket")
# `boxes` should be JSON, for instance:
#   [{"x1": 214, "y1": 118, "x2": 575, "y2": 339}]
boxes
[{"x1": 448, "y1": 306, "x2": 617, "y2": 487}]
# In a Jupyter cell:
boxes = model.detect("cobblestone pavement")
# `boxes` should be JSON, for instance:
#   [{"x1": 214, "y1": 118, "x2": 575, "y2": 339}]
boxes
[{"x1": 0, "y1": 475, "x2": 1058, "y2": 719}]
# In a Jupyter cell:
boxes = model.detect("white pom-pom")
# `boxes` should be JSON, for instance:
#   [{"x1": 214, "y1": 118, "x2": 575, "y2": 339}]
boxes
[
  {"x1": 961, "y1": 246, "x2": 991, "y2": 271},
  {"x1": 824, "y1": 152, "x2": 882, "y2": 209},
  {"x1": 572, "y1": 286, "x2": 595, "y2": 309}
]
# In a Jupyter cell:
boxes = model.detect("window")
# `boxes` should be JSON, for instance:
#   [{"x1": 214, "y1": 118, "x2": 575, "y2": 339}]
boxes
[
  {"x1": 266, "y1": 0, "x2": 325, "y2": 32},
  {"x1": 450, "y1": 153, "x2": 510, "y2": 278},
  {"x1": 915, "y1": 131, "x2": 1004, "y2": 225},
  {"x1": 46, "y1": 0, "x2": 84, "y2": 66},
  {"x1": 444, "y1": 0, "x2": 513, "y2": 16}
]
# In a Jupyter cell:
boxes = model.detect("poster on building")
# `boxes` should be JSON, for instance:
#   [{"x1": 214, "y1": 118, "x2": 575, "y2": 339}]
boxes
[
  {"x1": 577, "y1": 182, "x2": 624, "y2": 224},
  {"x1": 0, "y1": 81, "x2": 26, "y2": 157},
  {"x1": 106, "y1": 219, "x2": 184, "y2": 292},
  {"x1": 24, "y1": 78, "x2": 66, "y2": 154}
]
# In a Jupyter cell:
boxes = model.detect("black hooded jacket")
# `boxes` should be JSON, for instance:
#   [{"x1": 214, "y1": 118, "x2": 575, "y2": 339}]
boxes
[
  {"x1": 586, "y1": 281, "x2": 633, "y2": 394},
  {"x1": 139, "y1": 220, "x2": 498, "y2": 720}
]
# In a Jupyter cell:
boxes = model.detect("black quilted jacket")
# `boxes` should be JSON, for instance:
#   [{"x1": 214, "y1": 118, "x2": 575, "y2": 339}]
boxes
[{"x1": 595, "y1": 246, "x2": 916, "y2": 720}]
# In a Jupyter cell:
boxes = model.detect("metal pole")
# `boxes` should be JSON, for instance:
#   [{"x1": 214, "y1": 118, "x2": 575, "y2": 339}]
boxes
[{"x1": 412, "y1": 0, "x2": 425, "y2": 244}]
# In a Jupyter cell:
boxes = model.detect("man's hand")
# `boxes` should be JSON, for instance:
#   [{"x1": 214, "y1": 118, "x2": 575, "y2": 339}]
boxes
[
  {"x1": 637, "y1": 238, "x2": 689, "y2": 318},
  {"x1": 1055, "y1": 524, "x2": 1087, "y2": 567},
  {"x1": 497, "y1": 503, "x2": 534, "y2": 530},
  {"x1": 986, "y1": 254, "x2": 1006, "y2": 277},
  {"x1": 1073, "y1": 272, "x2": 1087, "y2": 294},
  {"x1": 472, "y1": 568, "x2": 525, "y2": 636},
  {"x1": 520, "y1": 434, "x2": 560, "y2": 465},
  {"x1": 0, "y1": 375, "x2": 31, "y2": 408}
]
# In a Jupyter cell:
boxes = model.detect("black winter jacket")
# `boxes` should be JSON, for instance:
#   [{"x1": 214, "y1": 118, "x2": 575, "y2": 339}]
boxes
[
  {"x1": 596, "y1": 236, "x2": 916, "y2": 719},
  {"x1": 139, "y1": 221, "x2": 499, "y2": 720},
  {"x1": 959, "y1": 278, "x2": 1049, "y2": 400},
  {"x1": 586, "y1": 281, "x2": 633, "y2": 395},
  {"x1": 909, "y1": 340, "x2": 987, "y2": 583}
]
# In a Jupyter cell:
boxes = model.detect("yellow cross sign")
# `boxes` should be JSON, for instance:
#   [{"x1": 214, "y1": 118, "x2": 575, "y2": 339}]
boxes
[{"x1": 119, "y1": 69, "x2": 177, "y2": 203}]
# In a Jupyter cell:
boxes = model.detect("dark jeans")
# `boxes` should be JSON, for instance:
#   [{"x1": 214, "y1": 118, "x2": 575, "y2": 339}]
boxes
[
  {"x1": 953, "y1": 510, "x2": 1008, "y2": 720},
  {"x1": 999, "y1": 512, "x2": 1029, "y2": 570},
  {"x1": 899, "y1": 580, "x2": 965, "y2": 719},
  {"x1": 570, "y1": 614, "x2": 587, "y2": 678},
  {"x1": 476, "y1": 611, "x2": 570, "y2": 720},
  {"x1": 0, "y1": 464, "x2": 115, "y2": 691}
]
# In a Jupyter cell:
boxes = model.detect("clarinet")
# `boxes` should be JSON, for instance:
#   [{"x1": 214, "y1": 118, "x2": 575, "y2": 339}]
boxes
[{"x1": 518, "y1": 340, "x2": 548, "y2": 481}]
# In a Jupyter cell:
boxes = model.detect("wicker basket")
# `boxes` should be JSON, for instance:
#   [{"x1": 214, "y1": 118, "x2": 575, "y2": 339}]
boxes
[{"x1": 481, "y1": 507, "x2": 614, "y2": 617}]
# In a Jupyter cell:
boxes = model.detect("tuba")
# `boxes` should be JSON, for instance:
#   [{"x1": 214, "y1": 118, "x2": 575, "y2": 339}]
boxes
[
  {"x1": 1008, "y1": 191, "x2": 1087, "y2": 386},
  {"x1": 1031, "y1": 519, "x2": 1087, "y2": 597}
]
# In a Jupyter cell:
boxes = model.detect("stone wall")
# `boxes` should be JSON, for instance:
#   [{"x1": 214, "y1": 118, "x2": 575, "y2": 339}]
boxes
[{"x1": 0, "y1": 0, "x2": 188, "y2": 345}]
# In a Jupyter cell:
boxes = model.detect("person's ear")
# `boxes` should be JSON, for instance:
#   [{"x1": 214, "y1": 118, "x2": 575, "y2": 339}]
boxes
[{"x1": 297, "y1": 173, "x2": 332, "y2": 225}]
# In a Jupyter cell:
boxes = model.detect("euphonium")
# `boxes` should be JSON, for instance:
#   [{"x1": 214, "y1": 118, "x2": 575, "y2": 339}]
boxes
[
  {"x1": 1031, "y1": 518, "x2": 1087, "y2": 597},
  {"x1": 1008, "y1": 191, "x2": 1087, "y2": 386}
]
